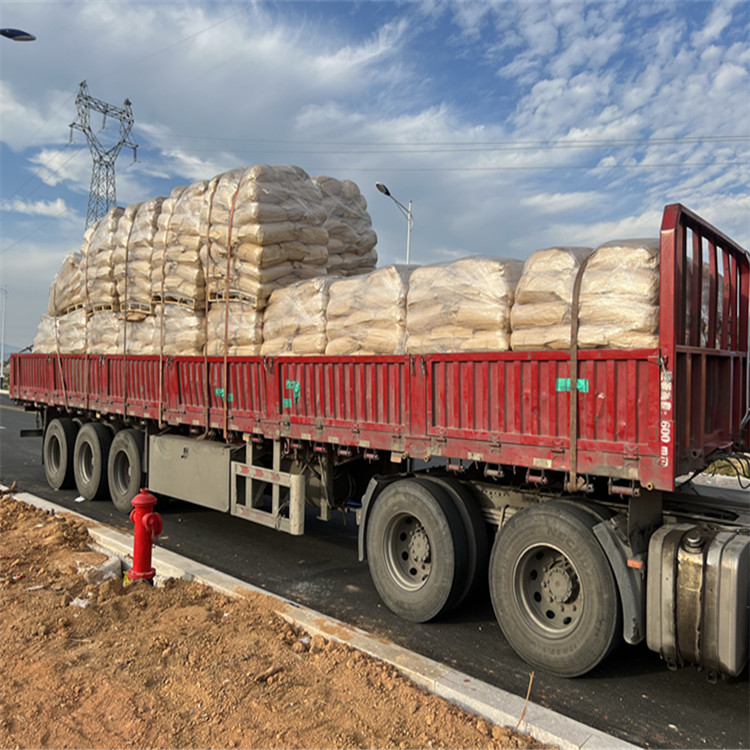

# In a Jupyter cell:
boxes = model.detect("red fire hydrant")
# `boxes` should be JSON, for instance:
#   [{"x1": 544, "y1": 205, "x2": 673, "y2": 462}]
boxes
[{"x1": 127, "y1": 489, "x2": 163, "y2": 583}]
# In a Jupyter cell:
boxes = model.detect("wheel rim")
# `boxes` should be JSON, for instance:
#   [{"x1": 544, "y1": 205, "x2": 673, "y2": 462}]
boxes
[
  {"x1": 77, "y1": 441, "x2": 94, "y2": 484},
  {"x1": 513, "y1": 543, "x2": 584, "y2": 637},
  {"x1": 383, "y1": 512, "x2": 432, "y2": 592},
  {"x1": 47, "y1": 434, "x2": 62, "y2": 473},
  {"x1": 111, "y1": 449, "x2": 131, "y2": 496}
]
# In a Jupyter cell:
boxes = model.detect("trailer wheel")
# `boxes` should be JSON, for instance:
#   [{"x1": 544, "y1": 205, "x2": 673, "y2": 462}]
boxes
[
  {"x1": 489, "y1": 502, "x2": 620, "y2": 677},
  {"x1": 366, "y1": 479, "x2": 469, "y2": 622},
  {"x1": 417, "y1": 476, "x2": 489, "y2": 606},
  {"x1": 73, "y1": 422, "x2": 113, "y2": 501},
  {"x1": 43, "y1": 418, "x2": 79, "y2": 490},
  {"x1": 107, "y1": 428, "x2": 145, "y2": 513}
]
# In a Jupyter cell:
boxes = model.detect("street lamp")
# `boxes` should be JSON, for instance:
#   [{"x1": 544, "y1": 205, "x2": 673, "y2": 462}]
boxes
[
  {"x1": 0, "y1": 287, "x2": 6, "y2": 391},
  {"x1": 0, "y1": 28, "x2": 36, "y2": 41},
  {"x1": 375, "y1": 182, "x2": 413, "y2": 264}
]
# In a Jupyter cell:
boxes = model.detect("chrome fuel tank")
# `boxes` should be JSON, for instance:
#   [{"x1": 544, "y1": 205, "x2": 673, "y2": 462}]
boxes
[{"x1": 646, "y1": 523, "x2": 750, "y2": 678}]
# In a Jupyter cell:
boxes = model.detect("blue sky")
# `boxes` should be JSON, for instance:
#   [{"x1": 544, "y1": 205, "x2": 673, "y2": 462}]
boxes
[{"x1": 1, "y1": 0, "x2": 748, "y2": 351}]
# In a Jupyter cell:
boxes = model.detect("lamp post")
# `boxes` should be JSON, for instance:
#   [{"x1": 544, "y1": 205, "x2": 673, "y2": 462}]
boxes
[
  {"x1": 0, "y1": 286, "x2": 6, "y2": 391},
  {"x1": 0, "y1": 28, "x2": 36, "y2": 41},
  {"x1": 375, "y1": 182, "x2": 413, "y2": 264}
]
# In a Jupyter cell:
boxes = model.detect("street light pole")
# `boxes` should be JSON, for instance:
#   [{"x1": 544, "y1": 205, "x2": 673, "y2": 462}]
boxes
[
  {"x1": 375, "y1": 183, "x2": 414, "y2": 264},
  {"x1": 0, "y1": 286, "x2": 6, "y2": 390}
]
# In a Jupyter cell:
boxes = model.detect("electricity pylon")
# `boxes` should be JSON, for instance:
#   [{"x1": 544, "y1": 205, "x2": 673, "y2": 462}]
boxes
[{"x1": 70, "y1": 80, "x2": 137, "y2": 228}]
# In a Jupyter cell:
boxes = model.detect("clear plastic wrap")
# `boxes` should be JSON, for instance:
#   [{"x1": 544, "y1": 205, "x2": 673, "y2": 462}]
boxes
[
  {"x1": 47, "y1": 252, "x2": 84, "y2": 316},
  {"x1": 81, "y1": 207, "x2": 124, "y2": 311},
  {"x1": 203, "y1": 165, "x2": 328, "y2": 306},
  {"x1": 406, "y1": 256, "x2": 523, "y2": 353},
  {"x1": 578, "y1": 239, "x2": 659, "y2": 349},
  {"x1": 88, "y1": 311, "x2": 124, "y2": 354},
  {"x1": 151, "y1": 183, "x2": 206, "y2": 307},
  {"x1": 206, "y1": 301, "x2": 263, "y2": 356},
  {"x1": 326, "y1": 265, "x2": 412, "y2": 355},
  {"x1": 32, "y1": 315, "x2": 57, "y2": 353},
  {"x1": 261, "y1": 277, "x2": 331, "y2": 355},
  {"x1": 151, "y1": 304, "x2": 205, "y2": 357},
  {"x1": 510, "y1": 246, "x2": 593, "y2": 351},
  {"x1": 115, "y1": 197, "x2": 164, "y2": 313},
  {"x1": 55, "y1": 309, "x2": 88, "y2": 354},
  {"x1": 312, "y1": 176, "x2": 378, "y2": 277}
]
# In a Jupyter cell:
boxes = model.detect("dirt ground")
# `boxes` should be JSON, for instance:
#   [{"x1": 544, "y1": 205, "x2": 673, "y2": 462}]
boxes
[{"x1": 0, "y1": 492, "x2": 550, "y2": 750}]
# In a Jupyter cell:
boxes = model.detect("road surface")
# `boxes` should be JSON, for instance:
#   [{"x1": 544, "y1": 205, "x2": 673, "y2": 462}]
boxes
[{"x1": 1, "y1": 392, "x2": 747, "y2": 749}]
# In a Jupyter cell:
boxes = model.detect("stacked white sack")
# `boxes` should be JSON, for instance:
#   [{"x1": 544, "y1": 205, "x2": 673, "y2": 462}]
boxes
[
  {"x1": 206, "y1": 302, "x2": 263, "y2": 356},
  {"x1": 326, "y1": 265, "x2": 412, "y2": 355},
  {"x1": 203, "y1": 165, "x2": 329, "y2": 307},
  {"x1": 47, "y1": 252, "x2": 84, "y2": 316},
  {"x1": 510, "y1": 247, "x2": 592, "y2": 351},
  {"x1": 152, "y1": 304, "x2": 205, "y2": 357},
  {"x1": 578, "y1": 239, "x2": 660, "y2": 349},
  {"x1": 54, "y1": 309, "x2": 88, "y2": 354},
  {"x1": 88, "y1": 311, "x2": 124, "y2": 354},
  {"x1": 261, "y1": 277, "x2": 331, "y2": 356},
  {"x1": 32, "y1": 315, "x2": 57, "y2": 353},
  {"x1": 82, "y1": 207, "x2": 124, "y2": 311},
  {"x1": 114, "y1": 197, "x2": 164, "y2": 314},
  {"x1": 152, "y1": 183, "x2": 207, "y2": 308},
  {"x1": 312, "y1": 176, "x2": 377, "y2": 277},
  {"x1": 407, "y1": 257, "x2": 524, "y2": 354}
]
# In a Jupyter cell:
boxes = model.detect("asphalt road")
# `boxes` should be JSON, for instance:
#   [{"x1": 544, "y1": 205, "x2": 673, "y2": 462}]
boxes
[{"x1": 1, "y1": 393, "x2": 748, "y2": 749}]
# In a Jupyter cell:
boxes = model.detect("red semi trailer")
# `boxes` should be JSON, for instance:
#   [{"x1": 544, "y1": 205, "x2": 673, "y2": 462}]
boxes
[{"x1": 9, "y1": 203, "x2": 750, "y2": 678}]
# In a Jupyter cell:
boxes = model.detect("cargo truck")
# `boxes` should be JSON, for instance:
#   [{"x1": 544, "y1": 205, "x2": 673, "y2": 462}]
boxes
[{"x1": 9, "y1": 203, "x2": 750, "y2": 679}]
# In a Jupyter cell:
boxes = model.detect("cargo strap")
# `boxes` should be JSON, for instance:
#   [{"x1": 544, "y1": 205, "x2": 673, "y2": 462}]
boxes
[
  {"x1": 566, "y1": 253, "x2": 592, "y2": 494},
  {"x1": 201, "y1": 178, "x2": 220, "y2": 438},
  {"x1": 120, "y1": 217, "x2": 137, "y2": 419},
  {"x1": 157, "y1": 187, "x2": 186, "y2": 428}
]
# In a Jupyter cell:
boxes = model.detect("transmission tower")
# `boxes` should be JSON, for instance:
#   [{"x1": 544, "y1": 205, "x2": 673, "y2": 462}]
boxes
[{"x1": 69, "y1": 80, "x2": 138, "y2": 228}]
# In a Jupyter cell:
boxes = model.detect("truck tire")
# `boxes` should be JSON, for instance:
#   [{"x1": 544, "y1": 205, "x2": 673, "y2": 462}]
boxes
[
  {"x1": 107, "y1": 428, "x2": 145, "y2": 513},
  {"x1": 366, "y1": 478, "x2": 469, "y2": 622},
  {"x1": 489, "y1": 502, "x2": 620, "y2": 677},
  {"x1": 43, "y1": 417, "x2": 79, "y2": 490},
  {"x1": 73, "y1": 422, "x2": 113, "y2": 501},
  {"x1": 417, "y1": 476, "x2": 489, "y2": 606}
]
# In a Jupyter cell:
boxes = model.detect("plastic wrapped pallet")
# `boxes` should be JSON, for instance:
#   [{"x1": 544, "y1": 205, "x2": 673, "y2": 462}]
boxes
[
  {"x1": 32, "y1": 315, "x2": 57, "y2": 353},
  {"x1": 510, "y1": 246, "x2": 592, "y2": 351},
  {"x1": 577, "y1": 239, "x2": 659, "y2": 349},
  {"x1": 88, "y1": 311, "x2": 124, "y2": 354},
  {"x1": 406, "y1": 257, "x2": 523, "y2": 353},
  {"x1": 312, "y1": 176, "x2": 378, "y2": 277},
  {"x1": 202, "y1": 165, "x2": 329, "y2": 307},
  {"x1": 152, "y1": 304, "x2": 205, "y2": 357},
  {"x1": 55, "y1": 309, "x2": 88, "y2": 354},
  {"x1": 206, "y1": 301, "x2": 263, "y2": 356},
  {"x1": 261, "y1": 277, "x2": 331, "y2": 355},
  {"x1": 151, "y1": 183, "x2": 207, "y2": 308},
  {"x1": 122, "y1": 316, "x2": 157, "y2": 355},
  {"x1": 82, "y1": 206, "x2": 124, "y2": 311},
  {"x1": 114, "y1": 197, "x2": 164, "y2": 314},
  {"x1": 326, "y1": 265, "x2": 412, "y2": 355},
  {"x1": 47, "y1": 252, "x2": 84, "y2": 316}
]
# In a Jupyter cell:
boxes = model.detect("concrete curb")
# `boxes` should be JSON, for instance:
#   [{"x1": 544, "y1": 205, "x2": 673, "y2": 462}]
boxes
[{"x1": 4, "y1": 486, "x2": 640, "y2": 750}]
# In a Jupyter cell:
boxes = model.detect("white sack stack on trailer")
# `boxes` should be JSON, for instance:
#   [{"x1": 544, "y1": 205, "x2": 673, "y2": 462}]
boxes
[
  {"x1": 83, "y1": 207, "x2": 124, "y2": 312},
  {"x1": 206, "y1": 302, "x2": 264, "y2": 356},
  {"x1": 114, "y1": 196, "x2": 164, "y2": 315},
  {"x1": 203, "y1": 164, "x2": 329, "y2": 308},
  {"x1": 510, "y1": 246, "x2": 593, "y2": 351},
  {"x1": 152, "y1": 182, "x2": 208, "y2": 308},
  {"x1": 47, "y1": 252, "x2": 84, "y2": 317},
  {"x1": 578, "y1": 239, "x2": 660, "y2": 349},
  {"x1": 261, "y1": 277, "x2": 332, "y2": 356},
  {"x1": 312, "y1": 176, "x2": 378, "y2": 277},
  {"x1": 326, "y1": 265, "x2": 412, "y2": 355},
  {"x1": 406, "y1": 257, "x2": 524, "y2": 354}
]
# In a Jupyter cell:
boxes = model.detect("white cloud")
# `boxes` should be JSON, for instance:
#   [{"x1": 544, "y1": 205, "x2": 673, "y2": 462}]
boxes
[{"x1": 1, "y1": 197, "x2": 69, "y2": 217}]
